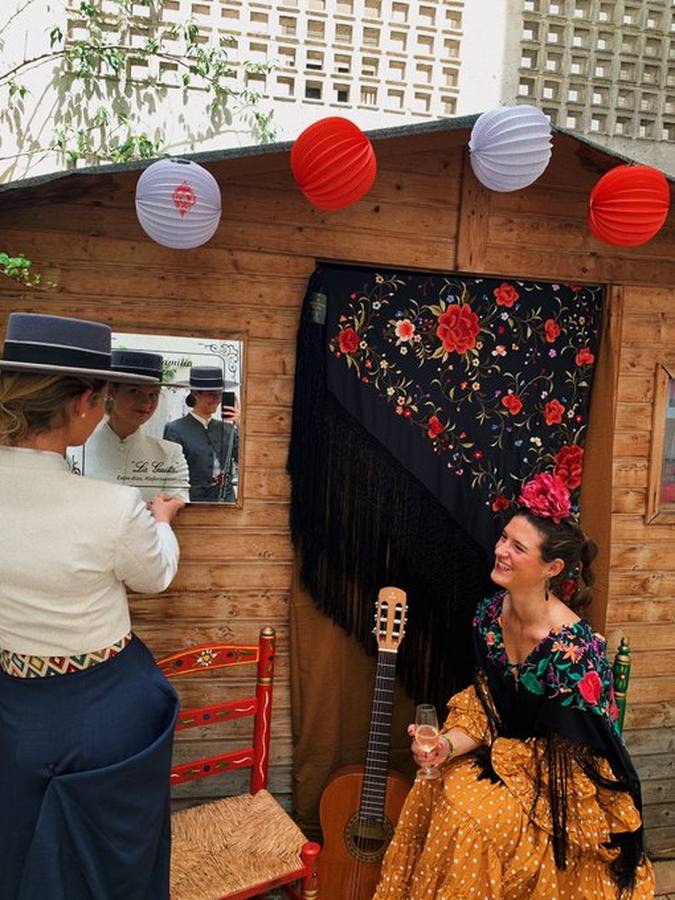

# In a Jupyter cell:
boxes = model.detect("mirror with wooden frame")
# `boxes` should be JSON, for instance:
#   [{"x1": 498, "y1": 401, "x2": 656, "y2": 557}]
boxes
[
  {"x1": 646, "y1": 361, "x2": 675, "y2": 524},
  {"x1": 68, "y1": 332, "x2": 245, "y2": 506}
]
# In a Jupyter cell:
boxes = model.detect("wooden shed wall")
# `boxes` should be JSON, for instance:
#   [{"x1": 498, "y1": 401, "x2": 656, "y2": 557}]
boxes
[
  {"x1": 0, "y1": 129, "x2": 673, "y2": 842},
  {"x1": 607, "y1": 284, "x2": 675, "y2": 853}
]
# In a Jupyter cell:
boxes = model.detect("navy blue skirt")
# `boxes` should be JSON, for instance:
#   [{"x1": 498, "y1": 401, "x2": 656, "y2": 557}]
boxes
[{"x1": 0, "y1": 635, "x2": 179, "y2": 900}]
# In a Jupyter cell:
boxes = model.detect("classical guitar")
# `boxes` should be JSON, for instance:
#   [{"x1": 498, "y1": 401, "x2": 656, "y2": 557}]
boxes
[{"x1": 319, "y1": 587, "x2": 411, "y2": 900}]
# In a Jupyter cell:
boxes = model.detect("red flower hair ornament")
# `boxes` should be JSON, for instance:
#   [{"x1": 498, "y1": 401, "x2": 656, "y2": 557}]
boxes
[{"x1": 518, "y1": 472, "x2": 572, "y2": 524}]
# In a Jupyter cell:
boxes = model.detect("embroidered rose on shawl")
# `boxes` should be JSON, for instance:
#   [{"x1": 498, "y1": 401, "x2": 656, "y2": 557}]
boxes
[
  {"x1": 577, "y1": 670, "x2": 603, "y2": 706},
  {"x1": 435, "y1": 304, "x2": 481, "y2": 354},
  {"x1": 338, "y1": 327, "x2": 360, "y2": 355},
  {"x1": 395, "y1": 319, "x2": 415, "y2": 341},
  {"x1": 325, "y1": 272, "x2": 601, "y2": 523},
  {"x1": 554, "y1": 444, "x2": 584, "y2": 490},
  {"x1": 427, "y1": 415, "x2": 444, "y2": 439},
  {"x1": 501, "y1": 394, "x2": 523, "y2": 415},
  {"x1": 518, "y1": 473, "x2": 571, "y2": 523},
  {"x1": 575, "y1": 347, "x2": 595, "y2": 367},
  {"x1": 544, "y1": 399, "x2": 566, "y2": 425},
  {"x1": 491, "y1": 493, "x2": 509, "y2": 512},
  {"x1": 544, "y1": 319, "x2": 560, "y2": 343},
  {"x1": 493, "y1": 283, "x2": 519, "y2": 308},
  {"x1": 475, "y1": 593, "x2": 621, "y2": 734}
]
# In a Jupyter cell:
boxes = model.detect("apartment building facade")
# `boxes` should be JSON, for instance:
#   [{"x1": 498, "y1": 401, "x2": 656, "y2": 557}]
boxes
[{"x1": 1, "y1": 0, "x2": 673, "y2": 182}]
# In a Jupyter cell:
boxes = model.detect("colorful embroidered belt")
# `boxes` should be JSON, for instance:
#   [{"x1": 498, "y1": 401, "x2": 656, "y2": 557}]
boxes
[{"x1": 0, "y1": 632, "x2": 133, "y2": 678}]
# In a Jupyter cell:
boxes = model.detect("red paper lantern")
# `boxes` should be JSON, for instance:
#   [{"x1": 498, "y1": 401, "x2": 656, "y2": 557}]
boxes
[
  {"x1": 588, "y1": 164, "x2": 670, "y2": 247},
  {"x1": 291, "y1": 117, "x2": 377, "y2": 210}
]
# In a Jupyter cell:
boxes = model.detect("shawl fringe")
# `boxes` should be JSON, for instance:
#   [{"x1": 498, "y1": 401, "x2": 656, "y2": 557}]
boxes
[
  {"x1": 473, "y1": 668, "x2": 644, "y2": 894},
  {"x1": 288, "y1": 292, "x2": 492, "y2": 708}
]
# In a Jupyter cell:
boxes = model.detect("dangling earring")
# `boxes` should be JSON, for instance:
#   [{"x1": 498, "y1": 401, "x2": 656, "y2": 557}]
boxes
[{"x1": 544, "y1": 577, "x2": 550, "y2": 602}]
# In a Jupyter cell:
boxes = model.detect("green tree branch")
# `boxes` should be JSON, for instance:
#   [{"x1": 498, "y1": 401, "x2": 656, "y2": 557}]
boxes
[{"x1": 1, "y1": 0, "x2": 276, "y2": 288}]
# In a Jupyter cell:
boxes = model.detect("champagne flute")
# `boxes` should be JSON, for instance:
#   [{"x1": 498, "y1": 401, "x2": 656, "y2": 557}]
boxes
[{"x1": 415, "y1": 704, "x2": 441, "y2": 780}]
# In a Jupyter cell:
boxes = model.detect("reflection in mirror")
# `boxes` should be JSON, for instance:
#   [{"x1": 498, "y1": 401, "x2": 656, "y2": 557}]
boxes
[{"x1": 69, "y1": 333, "x2": 243, "y2": 505}]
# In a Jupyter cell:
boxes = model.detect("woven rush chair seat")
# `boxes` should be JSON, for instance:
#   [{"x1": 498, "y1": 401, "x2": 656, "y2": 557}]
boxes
[
  {"x1": 158, "y1": 629, "x2": 320, "y2": 899},
  {"x1": 171, "y1": 790, "x2": 308, "y2": 899}
]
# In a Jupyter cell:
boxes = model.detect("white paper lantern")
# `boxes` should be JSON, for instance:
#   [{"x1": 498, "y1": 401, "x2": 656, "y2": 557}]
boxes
[
  {"x1": 135, "y1": 158, "x2": 222, "y2": 249},
  {"x1": 469, "y1": 105, "x2": 553, "y2": 192}
]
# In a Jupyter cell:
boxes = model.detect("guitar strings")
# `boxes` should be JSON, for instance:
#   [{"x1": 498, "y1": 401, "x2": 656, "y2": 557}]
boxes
[{"x1": 348, "y1": 649, "x2": 398, "y2": 899}]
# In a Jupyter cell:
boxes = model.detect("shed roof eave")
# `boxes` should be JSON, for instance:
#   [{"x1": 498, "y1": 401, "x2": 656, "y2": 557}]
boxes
[{"x1": 0, "y1": 113, "x2": 672, "y2": 196}]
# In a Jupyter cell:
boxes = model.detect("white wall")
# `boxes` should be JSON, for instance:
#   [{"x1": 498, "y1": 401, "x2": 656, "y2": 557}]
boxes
[{"x1": 457, "y1": 0, "x2": 522, "y2": 115}]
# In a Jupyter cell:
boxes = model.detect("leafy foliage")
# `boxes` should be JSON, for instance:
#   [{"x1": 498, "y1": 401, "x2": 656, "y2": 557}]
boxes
[
  {"x1": 1, "y1": 0, "x2": 276, "y2": 287},
  {"x1": 0, "y1": 252, "x2": 54, "y2": 288}
]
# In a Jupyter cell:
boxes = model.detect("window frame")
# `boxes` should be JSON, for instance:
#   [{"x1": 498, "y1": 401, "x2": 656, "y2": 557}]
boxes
[{"x1": 646, "y1": 360, "x2": 675, "y2": 524}]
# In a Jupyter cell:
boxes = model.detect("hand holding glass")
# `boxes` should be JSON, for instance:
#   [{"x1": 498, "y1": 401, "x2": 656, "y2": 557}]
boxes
[{"x1": 415, "y1": 704, "x2": 442, "y2": 780}]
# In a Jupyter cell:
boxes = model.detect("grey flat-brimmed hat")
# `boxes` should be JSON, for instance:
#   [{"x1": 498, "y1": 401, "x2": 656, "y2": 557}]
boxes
[
  {"x1": 0, "y1": 313, "x2": 157, "y2": 383},
  {"x1": 188, "y1": 366, "x2": 225, "y2": 391},
  {"x1": 111, "y1": 349, "x2": 163, "y2": 382}
]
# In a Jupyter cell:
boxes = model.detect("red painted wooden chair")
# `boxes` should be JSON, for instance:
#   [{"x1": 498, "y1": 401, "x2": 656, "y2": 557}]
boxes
[{"x1": 157, "y1": 626, "x2": 320, "y2": 900}]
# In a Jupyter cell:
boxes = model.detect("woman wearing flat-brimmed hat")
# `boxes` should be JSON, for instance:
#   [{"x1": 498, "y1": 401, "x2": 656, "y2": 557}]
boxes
[
  {"x1": 81, "y1": 349, "x2": 190, "y2": 503},
  {"x1": 0, "y1": 313, "x2": 184, "y2": 899},
  {"x1": 163, "y1": 365, "x2": 239, "y2": 503}
]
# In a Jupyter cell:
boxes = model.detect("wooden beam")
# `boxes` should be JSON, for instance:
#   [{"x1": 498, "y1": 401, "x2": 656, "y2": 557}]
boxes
[{"x1": 455, "y1": 147, "x2": 490, "y2": 273}]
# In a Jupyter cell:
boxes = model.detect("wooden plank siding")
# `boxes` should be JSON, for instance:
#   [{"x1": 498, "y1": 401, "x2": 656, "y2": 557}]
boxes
[
  {"x1": 0, "y1": 128, "x2": 673, "y2": 838},
  {"x1": 0, "y1": 134, "x2": 466, "y2": 816},
  {"x1": 607, "y1": 285, "x2": 675, "y2": 853}
]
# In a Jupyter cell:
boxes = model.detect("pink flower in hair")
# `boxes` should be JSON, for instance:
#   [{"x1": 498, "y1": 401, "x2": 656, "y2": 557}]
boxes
[{"x1": 518, "y1": 472, "x2": 571, "y2": 524}]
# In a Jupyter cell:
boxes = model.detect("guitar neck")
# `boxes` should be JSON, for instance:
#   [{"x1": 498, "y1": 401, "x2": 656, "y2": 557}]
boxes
[{"x1": 358, "y1": 648, "x2": 397, "y2": 823}]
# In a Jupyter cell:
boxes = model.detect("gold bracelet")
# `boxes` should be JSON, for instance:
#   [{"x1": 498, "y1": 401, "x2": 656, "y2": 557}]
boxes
[{"x1": 441, "y1": 734, "x2": 455, "y2": 762}]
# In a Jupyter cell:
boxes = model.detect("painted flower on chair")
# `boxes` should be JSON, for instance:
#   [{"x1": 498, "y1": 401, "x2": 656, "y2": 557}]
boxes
[
  {"x1": 195, "y1": 648, "x2": 218, "y2": 667},
  {"x1": 436, "y1": 304, "x2": 481, "y2": 354},
  {"x1": 544, "y1": 399, "x2": 565, "y2": 425},
  {"x1": 575, "y1": 347, "x2": 595, "y2": 367},
  {"x1": 338, "y1": 327, "x2": 361, "y2": 355},
  {"x1": 493, "y1": 283, "x2": 520, "y2": 308},
  {"x1": 554, "y1": 444, "x2": 584, "y2": 490},
  {"x1": 608, "y1": 687, "x2": 620, "y2": 722},
  {"x1": 544, "y1": 319, "x2": 561, "y2": 343}
]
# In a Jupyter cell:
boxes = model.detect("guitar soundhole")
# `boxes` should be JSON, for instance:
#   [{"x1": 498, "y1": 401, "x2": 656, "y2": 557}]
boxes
[{"x1": 344, "y1": 814, "x2": 394, "y2": 863}]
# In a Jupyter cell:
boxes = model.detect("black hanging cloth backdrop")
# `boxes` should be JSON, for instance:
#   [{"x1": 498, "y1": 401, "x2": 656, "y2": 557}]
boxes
[{"x1": 289, "y1": 264, "x2": 603, "y2": 709}]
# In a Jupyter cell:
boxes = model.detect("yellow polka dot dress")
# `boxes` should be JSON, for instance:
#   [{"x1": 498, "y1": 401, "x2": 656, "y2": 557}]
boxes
[{"x1": 374, "y1": 595, "x2": 655, "y2": 899}]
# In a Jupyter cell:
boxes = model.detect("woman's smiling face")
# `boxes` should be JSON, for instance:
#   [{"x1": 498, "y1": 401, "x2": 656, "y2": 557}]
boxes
[
  {"x1": 109, "y1": 384, "x2": 161, "y2": 432},
  {"x1": 491, "y1": 514, "x2": 552, "y2": 592}
]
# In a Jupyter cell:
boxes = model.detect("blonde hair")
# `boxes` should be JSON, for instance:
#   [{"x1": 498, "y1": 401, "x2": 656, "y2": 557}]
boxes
[{"x1": 0, "y1": 371, "x2": 107, "y2": 446}]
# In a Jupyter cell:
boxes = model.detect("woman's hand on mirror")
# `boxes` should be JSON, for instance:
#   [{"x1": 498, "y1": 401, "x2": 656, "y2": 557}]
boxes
[
  {"x1": 406, "y1": 723, "x2": 451, "y2": 770},
  {"x1": 149, "y1": 495, "x2": 185, "y2": 523}
]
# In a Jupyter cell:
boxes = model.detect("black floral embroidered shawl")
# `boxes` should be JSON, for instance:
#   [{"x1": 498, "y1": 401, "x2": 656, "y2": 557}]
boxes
[
  {"x1": 473, "y1": 593, "x2": 644, "y2": 894},
  {"x1": 289, "y1": 264, "x2": 602, "y2": 707}
]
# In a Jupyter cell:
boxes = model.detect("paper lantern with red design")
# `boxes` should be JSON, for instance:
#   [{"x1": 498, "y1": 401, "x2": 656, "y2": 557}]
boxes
[
  {"x1": 588, "y1": 164, "x2": 670, "y2": 247},
  {"x1": 291, "y1": 117, "x2": 377, "y2": 210},
  {"x1": 135, "y1": 158, "x2": 222, "y2": 249}
]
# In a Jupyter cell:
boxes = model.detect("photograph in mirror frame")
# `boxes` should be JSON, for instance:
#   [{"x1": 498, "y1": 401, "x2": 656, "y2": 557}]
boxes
[{"x1": 70, "y1": 333, "x2": 243, "y2": 505}]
